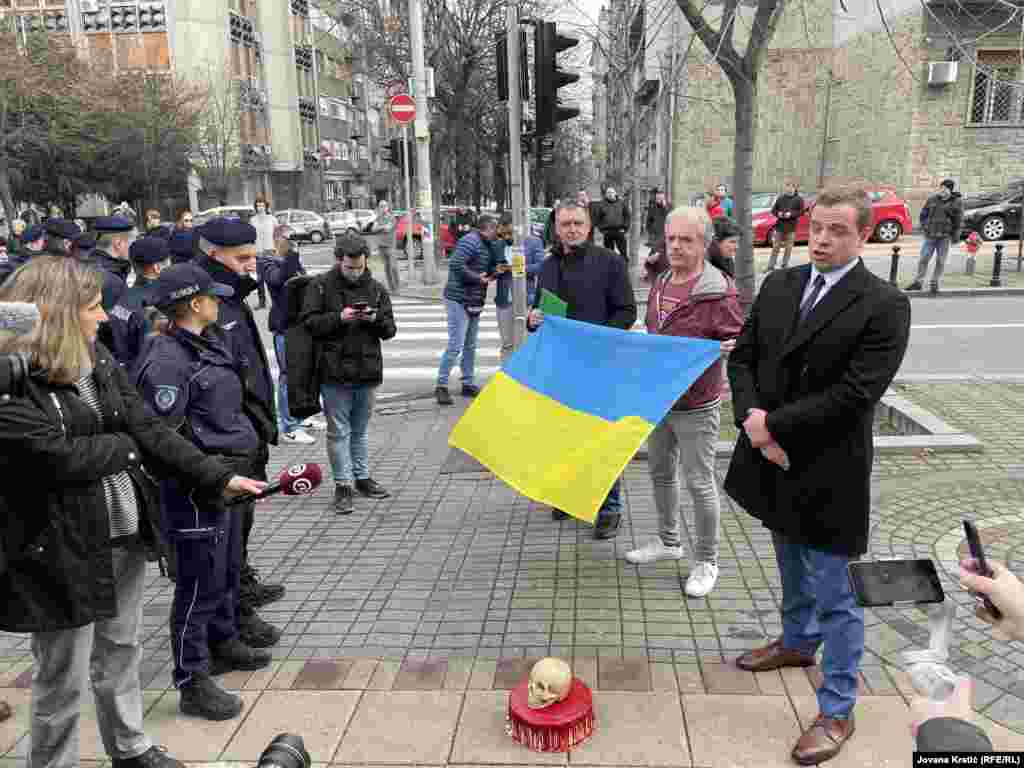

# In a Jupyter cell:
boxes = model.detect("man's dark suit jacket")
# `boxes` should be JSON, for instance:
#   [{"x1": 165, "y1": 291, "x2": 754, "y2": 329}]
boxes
[{"x1": 724, "y1": 260, "x2": 911, "y2": 557}]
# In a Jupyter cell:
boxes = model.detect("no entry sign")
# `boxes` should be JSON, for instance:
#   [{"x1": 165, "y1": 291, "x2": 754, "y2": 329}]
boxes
[{"x1": 388, "y1": 93, "x2": 416, "y2": 124}]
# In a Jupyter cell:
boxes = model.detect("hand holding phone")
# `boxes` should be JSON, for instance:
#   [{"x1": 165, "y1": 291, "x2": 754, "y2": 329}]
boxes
[
  {"x1": 848, "y1": 559, "x2": 944, "y2": 607},
  {"x1": 963, "y1": 520, "x2": 1003, "y2": 620}
]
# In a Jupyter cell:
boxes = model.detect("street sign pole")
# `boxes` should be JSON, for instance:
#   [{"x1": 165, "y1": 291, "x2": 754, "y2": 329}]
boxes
[
  {"x1": 402, "y1": 124, "x2": 415, "y2": 278},
  {"x1": 409, "y1": 0, "x2": 437, "y2": 284},
  {"x1": 507, "y1": 5, "x2": 527, "y2": 351}
]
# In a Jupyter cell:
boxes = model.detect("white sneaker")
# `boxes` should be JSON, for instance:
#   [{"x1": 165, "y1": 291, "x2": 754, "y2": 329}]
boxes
[
  {"x1": 625, "y1": 539, "x2": 684, "y2": 564},
  {"x1": 685, "y1": 561, "x2": 719, "y2": 598},
  {"x1": 302, "y1": 417, "x2": 327, "y2": 431},
  {"x1": 281, "y1": 428, "x2": 316, "y2": 445}
]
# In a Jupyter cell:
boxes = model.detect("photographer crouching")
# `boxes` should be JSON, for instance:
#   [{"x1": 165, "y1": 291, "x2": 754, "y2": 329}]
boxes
[{"x1": 0, "y1": 256, "x2": 265, "y2": 768}]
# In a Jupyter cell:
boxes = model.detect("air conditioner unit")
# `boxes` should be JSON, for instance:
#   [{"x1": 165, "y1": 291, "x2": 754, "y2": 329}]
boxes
[{"x1": 928, "y1": 61, "x2": 958, "y2": 86}]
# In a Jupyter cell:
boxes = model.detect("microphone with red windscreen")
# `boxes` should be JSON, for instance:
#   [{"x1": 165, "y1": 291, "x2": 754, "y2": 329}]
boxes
[{"x1": 225, "y1": 463, "x2": 323, "y2": 506}]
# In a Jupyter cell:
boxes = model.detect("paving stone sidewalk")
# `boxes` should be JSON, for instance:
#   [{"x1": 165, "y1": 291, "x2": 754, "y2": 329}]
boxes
[{"x1": 3, "y1": 380, "x2": 1024, "y2": 766}]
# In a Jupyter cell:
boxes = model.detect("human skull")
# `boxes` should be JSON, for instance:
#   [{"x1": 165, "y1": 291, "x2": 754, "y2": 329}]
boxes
[{"x1": 527, "y1": 657, "x2": 572, "y2": 709}]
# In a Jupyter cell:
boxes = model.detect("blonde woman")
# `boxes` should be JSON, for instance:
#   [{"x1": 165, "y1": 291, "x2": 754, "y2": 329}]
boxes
[{"x1": 0, "y1": 256, "x2": 265, "y2": 768}]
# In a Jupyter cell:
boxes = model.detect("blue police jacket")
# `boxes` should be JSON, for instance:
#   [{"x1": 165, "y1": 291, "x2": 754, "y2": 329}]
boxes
[
  {"x1": 133, "y1": 326, "x2": 260, "y2": 458},
  {"x1": 103, "y1": 276, "x2": 156, "y2": 368},
  {"x1": 193, "y1": 254, "x2": 278, "y2": 445}
]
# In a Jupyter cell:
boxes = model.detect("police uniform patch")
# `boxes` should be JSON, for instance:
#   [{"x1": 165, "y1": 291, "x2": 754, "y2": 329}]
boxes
[
  {"x1": 154, "y1": 385, "x2": 179, "y2": 413},
  {"x1": 110, "y1": 305, "x2": 133, "y2": 322}
]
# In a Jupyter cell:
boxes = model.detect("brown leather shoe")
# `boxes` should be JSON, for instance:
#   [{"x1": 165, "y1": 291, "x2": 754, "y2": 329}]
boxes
[
  {"x1": 792, "y1": 714, "x2": 855, "y2": 765},
  {"x1": 735, "y1": 638, "x2": 816, "y2": 672}
]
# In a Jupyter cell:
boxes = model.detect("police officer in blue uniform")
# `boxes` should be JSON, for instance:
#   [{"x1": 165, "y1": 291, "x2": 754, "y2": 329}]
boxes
[
  {"x1": 192, "y1": 217, "x2": 284, "y2": 647},
  {"x1": 168, "y1": 229, "x2": 195, "y2": 265},
  {"x1": 133, "y1": 263, "x2": 272, "y2": 721},
  {"x1": 0, "y1": 224, "x2": 44, "y2": 286},
  {"x1": 42, "y1": 218, "x2": 81, "y2": 256},
  {"x1": 89, "y1": 215, "x2": 137, "y2": 310},
  {"x1": 105, "y1": 236, "x2": 171, "y2": 368}
]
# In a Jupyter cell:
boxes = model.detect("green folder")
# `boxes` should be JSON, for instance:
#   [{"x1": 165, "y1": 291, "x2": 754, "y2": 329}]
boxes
[{"x1": 539, "y1": 289, "x2": 568, "y2": 318}]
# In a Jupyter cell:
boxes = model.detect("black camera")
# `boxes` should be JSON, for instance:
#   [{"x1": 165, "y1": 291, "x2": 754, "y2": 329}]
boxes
[
  {"x1": 257, "y1": 734, "x2": 311, "y2": 768},
  {"x1": 0, "y1": 353, "x2": 28, "y2": 398}
]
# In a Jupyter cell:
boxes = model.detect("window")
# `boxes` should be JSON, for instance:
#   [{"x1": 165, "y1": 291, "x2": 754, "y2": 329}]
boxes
[
  {"x1": 331, "y1": 101, "x2": 343, "y2": 119},
  {"x1": 971, "y1": 51, "x2": 1024, "y2": 125},
  {"x1": 339, "y1": 142, "x2": 350, "y2": 161},
  {"x1": 320, "y1": 98, "x2": 330, "y2": 116}
]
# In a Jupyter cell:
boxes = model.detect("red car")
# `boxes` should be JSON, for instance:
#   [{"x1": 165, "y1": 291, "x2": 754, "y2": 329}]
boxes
[
  {"x1": 752, "y1": 189, "x2": 912, "y2": 246},
  {"x1": 394, "y1": 212, "x2": 456, "y2": 257}
]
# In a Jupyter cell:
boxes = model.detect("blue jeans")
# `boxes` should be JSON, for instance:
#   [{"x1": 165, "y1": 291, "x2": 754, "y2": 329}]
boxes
[
  {"x1": 600, "y1": 479, "x2": 622, "y2": 518},
  {"x1": 774, "y1": 532, "x2": 863, "y2": 719},
  {"x1": 436, "y1": 299, "x2": 481, "y2": 387},
  {"x1": 915, "y1": 237, "x2": 950, "y2": 285},
  {"x1": 273, "y1": 334, "x2": 301, "y2": 434},
  {"x1": 321, "y1": 381, "x2": 377, "y2": 486}
]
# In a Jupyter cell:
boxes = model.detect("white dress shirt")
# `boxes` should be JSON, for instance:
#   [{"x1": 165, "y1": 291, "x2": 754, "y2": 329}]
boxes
[{"x1": 799, "y1": 257, "x2": 861, "y2": 313}]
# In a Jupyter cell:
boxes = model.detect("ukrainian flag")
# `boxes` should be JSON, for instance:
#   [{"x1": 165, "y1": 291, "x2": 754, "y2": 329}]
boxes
[{"x1": 449, "y1": 316, "x2": 722, "y2": 523}]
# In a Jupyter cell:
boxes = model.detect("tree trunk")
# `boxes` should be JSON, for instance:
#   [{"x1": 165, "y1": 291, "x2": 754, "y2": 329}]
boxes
[
  {"x1": 731, "y1": 77, "x2": 757, "y2": 313},
  {"x1": 0, "y1": 163, "x2": 16, "y2": 223}
]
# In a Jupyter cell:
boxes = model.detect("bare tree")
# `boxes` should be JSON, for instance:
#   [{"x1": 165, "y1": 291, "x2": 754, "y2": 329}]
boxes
[
  {"x1": 191, "y1": 66, "x2": 242, "y2": 207},
  {"x1": 673, "y1": 0, "x2": 785, "y2": 309}
]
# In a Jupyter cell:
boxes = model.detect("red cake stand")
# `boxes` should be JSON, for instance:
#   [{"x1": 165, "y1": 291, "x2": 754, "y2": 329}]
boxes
[{"x1": 506, "y1": 677, "x2": 595, "y2": 752}]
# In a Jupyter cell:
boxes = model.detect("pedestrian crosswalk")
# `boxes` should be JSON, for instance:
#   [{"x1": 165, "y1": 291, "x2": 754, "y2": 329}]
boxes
[{"x1": 265, "y1": 296, "x2": 646, "y2": 400}]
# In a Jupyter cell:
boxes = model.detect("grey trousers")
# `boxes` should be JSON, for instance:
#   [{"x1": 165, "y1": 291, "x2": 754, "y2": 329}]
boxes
[
  {"x1": 30, "y1": 547, "x2": 151, "y2": 768},
  {"x1": 646, "y1": 405, "x2": 721, "y2": 561},
  {"x1": 496, "y1": 304, "x2": 514, "y2": 362}
]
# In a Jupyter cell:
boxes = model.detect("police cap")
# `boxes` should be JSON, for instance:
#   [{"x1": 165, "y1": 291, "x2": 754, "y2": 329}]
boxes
[
  {"x1": 93, "y1": 216, "x2": 136, "y2": 234},
  {"x1": 44, "y1": 218, "x2": 81, "y2": 240},
  {"x1": 199, "y1": 217, "x2": 257, "y2": 247},
  {"x1": 130, "y1": 236, "x2": 171, "y2": 266},
  {"x1": 168, "y1": 230, "x2": 194, "y2": 259},
  {"x1": 150, "y1": 263, "x2": 234, "y2": 309},
  {"x1": 22, "y1": 224, "x2": 45, "y2": 243}
]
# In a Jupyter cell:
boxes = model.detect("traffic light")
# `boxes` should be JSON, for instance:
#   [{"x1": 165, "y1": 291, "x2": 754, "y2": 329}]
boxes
[
  {"x1": 385, "y1": 138, "x2": 401, "y2": 166},
  {"x1": 534, "y1": 21, "x2": 579, "y2": 137},
  {"x1": 496, "y1": 30, "x2": 529, "y2": 102}
]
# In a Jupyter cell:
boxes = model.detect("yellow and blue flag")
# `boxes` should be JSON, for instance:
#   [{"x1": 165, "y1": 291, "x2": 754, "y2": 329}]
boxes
[{"x1": 449, "y1": 316, "x2": 722, "y2": 523}]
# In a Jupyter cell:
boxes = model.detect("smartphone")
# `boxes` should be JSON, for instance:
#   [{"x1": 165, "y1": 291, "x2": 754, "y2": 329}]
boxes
[
  {"x1": 847, "y1": 559, "x2": 944, "y2": 607},
  {"x1": 963, "y1": 519, "x2": 1003, "y2": 620}
]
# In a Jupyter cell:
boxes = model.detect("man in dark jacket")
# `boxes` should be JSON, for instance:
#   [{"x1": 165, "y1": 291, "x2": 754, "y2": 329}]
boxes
[
  {"x1": 0, "y1": 224, "x2": 44, "y2": 286},
  {"x1": 89, "y1": 216, "x2": 136, "y2": 309},
  {"x1": 725, "y1": 186, "x2": 911, "y2": 765},
  {"x1": 435, "y1": 215, "x2": 496, "y2": 405},
  {"x1": 194, "y1": 217, "x2": 285, "y2": 647},
  {"x1": 528, "y1": 201, "x2": 637, "y2": 540},
  {"x1": 104, "y1": 236, "x2": 171, "y2": 369},
  {"x1": 257, "y1": 224, "x2": 315, "y2": 446},
  {"x1": 301, "y1": 232, "x2": 397, "y2": 515},
  {"x1": 767, "y1": 182, "x2": 805, "y2": 270},
  {"x1": 595, "y1": 186, "x2": 630, "y2": 261},
  {"x1": 644, "y1": 190, "x2": 669, "y2": 247},
  {"x1": 906, "y1": 178, "x2": 962, "y2": 294}
]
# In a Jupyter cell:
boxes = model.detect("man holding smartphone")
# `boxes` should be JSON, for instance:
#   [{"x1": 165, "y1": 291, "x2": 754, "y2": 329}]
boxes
[
  {"x1": 301, "y1": 232, "x2": 397, "y2": 514},
  {"x1": 725, "y1": 186, "x2": 911, "y2": 765}
]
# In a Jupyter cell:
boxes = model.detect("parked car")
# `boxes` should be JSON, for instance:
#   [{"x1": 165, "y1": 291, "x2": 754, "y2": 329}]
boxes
[
  {"x1": 275, "y1": 209, "x2": 330, "y2": 243},
  {"x1": 324, "y1": 210, "x2": 362, "y2": 236},
  {"x1": 962, "y1": 187, "x2": 1023, "y2": 241},
  {"x1": 750, "y1": 192, "x2": 776, "y2": 215},
  {"x1": 194, "y1": 205, "x2": 254, "y2": 226},
  {"x1": 752, "y1": 188, "x2": 912, "y2": 246},
  {"x1": 394, "y1": 212, "x2": 456, "y2": 257}
]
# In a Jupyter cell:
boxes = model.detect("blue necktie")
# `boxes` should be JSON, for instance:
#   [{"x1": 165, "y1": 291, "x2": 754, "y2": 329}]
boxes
[{"x1": 799, "y1": 274, "x2": 827, "y2": 325}]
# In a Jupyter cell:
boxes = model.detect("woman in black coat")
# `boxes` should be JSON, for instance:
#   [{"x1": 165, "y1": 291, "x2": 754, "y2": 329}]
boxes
[{"x1": 0, "y1": 256, "x2": 265, "y2": 768}]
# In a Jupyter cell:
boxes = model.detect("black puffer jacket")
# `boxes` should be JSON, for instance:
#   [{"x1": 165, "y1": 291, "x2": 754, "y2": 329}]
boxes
[
  {"x1": 0, "y1": 343, "x2": 234, "y2": 632},
  {"x1": 301, "y1": 267, "x2": 397, "y2": 387}
]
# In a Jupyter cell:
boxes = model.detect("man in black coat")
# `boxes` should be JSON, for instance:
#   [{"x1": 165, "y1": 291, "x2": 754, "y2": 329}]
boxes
[
  {"x1": 724, "y1": 186, "x2": 911, "y2": 765},
  {"x1": 767, "y1": 182, "x2": 805, "y2": 271},
  {"x1": 527, "y1": 201, "x2": 637, "y2": 540}
]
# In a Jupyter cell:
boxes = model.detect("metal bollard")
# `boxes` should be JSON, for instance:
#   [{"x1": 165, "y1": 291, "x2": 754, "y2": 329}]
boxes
[
  {"x1": 991, "y1": 243, "x2": 1004, "y2": 287},
  {"x1": 889, "y1": 245, "x2": 901, "y2": 286}
]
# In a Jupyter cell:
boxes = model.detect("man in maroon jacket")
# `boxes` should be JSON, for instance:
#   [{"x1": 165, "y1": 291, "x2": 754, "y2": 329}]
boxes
[{"x1": 624, "y1": 206, "x2": 744, "y2": 598}]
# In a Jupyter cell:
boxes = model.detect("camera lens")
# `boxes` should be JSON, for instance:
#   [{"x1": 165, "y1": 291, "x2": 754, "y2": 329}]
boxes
[{"x1": 257, "y1": 734, "x2": 310, "y2": 768}]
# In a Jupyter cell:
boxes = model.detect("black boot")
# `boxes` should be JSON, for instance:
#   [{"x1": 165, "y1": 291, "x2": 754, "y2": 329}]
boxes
[
  {"x1": 594, "y1": 514, "x2": 621, "y2": 540},
  {"x1": 551, "y1": 508, "x2": 569, "y2": 520},
  {"x1": 239, "y1": 564, "x2": 285, "y2": 609},
  {"x1": 112, "y1": 747, "x2": 185, "y2": 768},
  {"x1": 461, "y1": 384, "x2": 481, "y2": 397},
  {"x1": 238, "y1": 608, "x2": 282, "y2": 648},
  {"x1": 178, "y1": 674, "x2": 243, "y2": 721},
  {"x1": 355, "y1": 477, "x2": 390, "y2": 499},
  {"x1": 209, "y1": 637, "x2": 272, "y2": 675},
  {"x1": 333, "y1": 484, "x2": 354, "y2": 515},
  {"x1": 436, "y1": 386, "x2": 453, "y2": 406}
]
